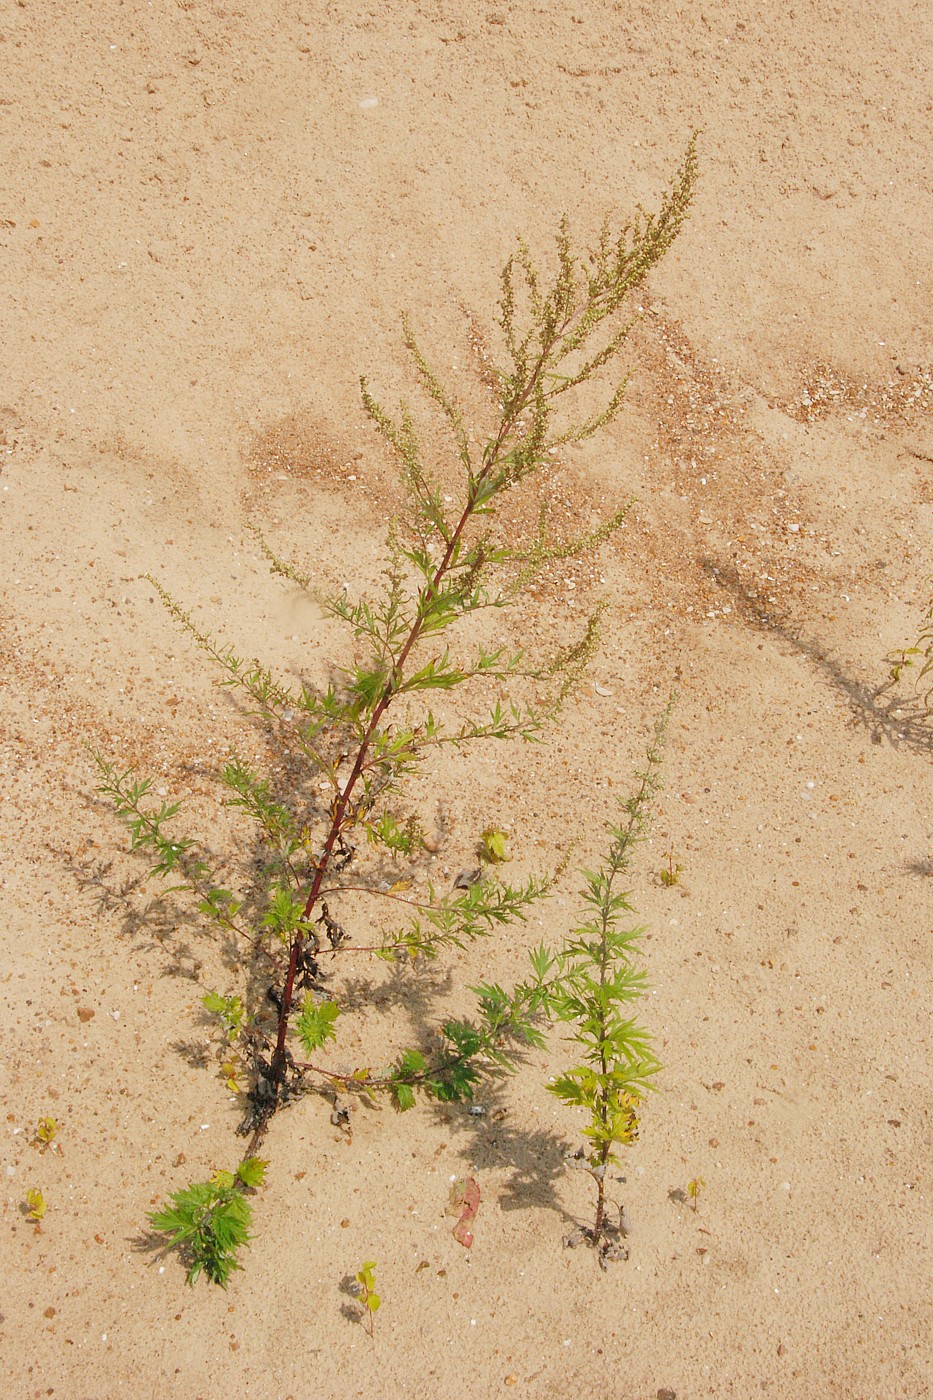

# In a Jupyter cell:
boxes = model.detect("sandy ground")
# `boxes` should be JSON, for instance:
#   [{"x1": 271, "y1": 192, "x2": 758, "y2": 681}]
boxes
[{"x1": 2, "y1": 2, "x2": 932, "y2": 1397}]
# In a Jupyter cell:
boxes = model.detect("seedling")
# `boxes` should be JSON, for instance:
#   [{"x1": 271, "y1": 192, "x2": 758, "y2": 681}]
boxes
[
  {"x1": 354, "y1": 1260, "x2": 380, "y2": 1338},
  {"x1": 94, "y1": 140, "x2": 698, "y2": 1284},
  {"x1": 32, "y1": 1117, "x2": 60, "y2": 1154},
  {"x1": 538, "y1": 709, "x2": 669, "y2": 1267},
  {"x1": 687, "y1": 1176, "x2": 705, "y2": 1213},
  {"x1": 25, "y1": 1188, "x2": 46, "y2": 1222},
  {"x1": 479, "y1": 828, "x2": 511, "y2": 865},
  {"x1": 148, "y1": 1158, "x2": 267, "y2": 1287},
  {"x1": 659, "y1": 850, "x2": 682, "y2": 887},
  {"x1": 202, "y1": 992, "x2": 246, "y2": 1039},
  {"x1": 888, "y1": 592, "x2": 933, "y2": 706},
  {"x1": 220, "y1": 1055, "x2": 245, "y2": 1095}
]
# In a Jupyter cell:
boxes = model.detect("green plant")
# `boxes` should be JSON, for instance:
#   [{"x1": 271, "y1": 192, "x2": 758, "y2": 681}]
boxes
[
  {"x1": 147, "y1": 1158, "x2": 268, "y2": 1287},
  {"x1": 888, "y1": 589, "x2": 933, "y2": 704},
  {"x1": 479, "y1": 827, "x2": 511, "y2": 865},
  {"x1": 96, "y1": 139, "x2": 697, "y2": 1284},
  {"x1": 539, "y1": 710, "x2": 668, "y2": 1267},
  {"x1": 32, "y1": 1117, "x2": 60, "y2": 1153},
  {"x1": 687, "y1": 1176, "x2": 705, "y2": 1213},
  {"x1": 24, "y1": 1188, "x2": 46, "y2": 1222},
  {"x1": 659, "y1": 849, "x2": 682, "y2": 887},
  {"x1": 353, "y1": 1260, "x2": 381, "y2": 1338}
]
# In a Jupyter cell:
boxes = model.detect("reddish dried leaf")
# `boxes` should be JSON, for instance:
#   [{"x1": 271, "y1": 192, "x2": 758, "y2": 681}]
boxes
[{"x1": 448, "y1": 1175, "x2": 480, "y2": 1248}]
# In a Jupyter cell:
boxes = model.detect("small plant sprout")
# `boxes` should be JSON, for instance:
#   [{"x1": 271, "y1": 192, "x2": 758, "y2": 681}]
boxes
[
  {"x1": 687, "y1": 1176, "x2": 705, "y2": 1213},
  {"x1": 479, "y1": 827, "x2": 511, "y2": 865},
  {"x1": 659, "y1": 850, "x2": 682, "y2": 887},
  {"x1": 354, "y1": 1260, "x2": 380, "y2": 1338},
  {"x1": 32, "y1": 1117, "x2": 60, "y2": 1154},
  {"x1": 888, "y1": 586, "x2": 933, "y2": 704},
  {"x1": 94, "y1": 140, "x2": 698, "y2": 1283},
  {"x1": 202, "y1": 993, "x2": 249, "y2": 1094},
  {"x1": 25, "y1": 1188, "x2": 47, "y2": 1222},
  {"x1": 148, "y1": 1158, "x2": 268, "y2": 1287},
  {"x1": 542, "y1": 707, "x2": 670, "y2": 1267}
]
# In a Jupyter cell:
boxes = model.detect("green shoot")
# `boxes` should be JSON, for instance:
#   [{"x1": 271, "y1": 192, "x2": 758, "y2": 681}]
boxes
[
  {"x1": 544, "y1": 706, "x2": 670, "y2": 1266},
  {"x1": 25, "y1": 1188, "x2": 46, "y2": 1222},
  {"x1": 659, "y1": 851, "x2": 682, "y2": 887},
  {"x1": 354, "y1": 1259, "x2": 380, "y2": 1338},
  {"x1": 32, "y1": 1117, "x2": 60, "y2": 1153},
  {"x1": 687, "y1": 1176, "x2": 705, "y2": 1213},
  {"x1": 888, "y1": 587, "x2": 933, "y2": 704},
  {"x1": 202, "y1": 992, "x2": 247, "y2": 1038},
  {"x1": 148, "y1": 1158, "x2": 268, "y2": 1286},
  {"x1": 479, "y1": 828, "x2": 511, "y2": 864}
]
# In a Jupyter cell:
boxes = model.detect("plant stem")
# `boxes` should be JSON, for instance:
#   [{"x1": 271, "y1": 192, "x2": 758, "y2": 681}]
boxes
[
  {"x1": 592, "y1": 904, "x2": 613, "y2": 1242},
  {"x1": 259, "y1": 330, "x2": 563, "y2": 1141}
]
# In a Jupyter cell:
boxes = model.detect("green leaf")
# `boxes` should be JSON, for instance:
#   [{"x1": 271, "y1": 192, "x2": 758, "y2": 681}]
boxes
[
  {"x1": 148, "y1": 1174, "x2": 255, "y2": 1287},
  {"x1": 399, "y1": 652, "x2": 459, "y2": 691},
  {"x1": 236, "y1": 1158, "x2": 268, "y2": 1189},
  {"x1": 34, "y1": 1116, "x2": 58, "y2": 1147},
  {"x1": 25, "y1": 1188, "x2": 46, "y2": 1221},
  {"x1": 348, "y1": 664, "x2": 390, "y2": 713},
  {"x1": 480, "y1": 827, "x2": 510, "y2": 863},
  {"x1": 365, "y1": 810, "x2": 419, "y2": 855},
  {"x1": 198, "y1": 888, "x2": 241, "y2": 921},
  {"x1": 356, "y1": 1259, "x2": 380, "y2": 1313},
  {"x1": 548, "y1": 1068, "x2": 599, "y2": 1107},
  {"x1": 202, "y1": 992, "x2": 246, "y2": 1037},
  {"x1": 396, "y1": 1048, "x2": 427, "y2": 1076},
  {"x1": 393, "y1": 1082, "x2": 416, "y2": 1111},
  {"x1": 261, "y1": 885, "x2": 306, "y2": 943},
  {"x1": 296, "y1": 998, "x2": 340, "y2": 1055}
]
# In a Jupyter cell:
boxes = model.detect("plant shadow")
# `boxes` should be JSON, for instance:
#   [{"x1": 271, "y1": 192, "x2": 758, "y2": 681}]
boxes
[
  {"x1": 431, "y1": 1092, "x2": 577, "y2": 1227},
  {"x1": 702, "y1": 556, "x2": 933, "y2": 757}
]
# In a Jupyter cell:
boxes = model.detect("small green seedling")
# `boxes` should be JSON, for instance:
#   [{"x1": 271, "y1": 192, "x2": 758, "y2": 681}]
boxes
[
  {"x1": 148, "y1": 1157, "x2": 267, "y2": 1287},
  {"x1": 25, "y1": 1188, "x2": 47, "y2": 1222},
  {"x1": 541, "y1": 710, "x2": 669, "y2": 1268},
  {"x1": 202, "y1": 993, "x2": 249, "y2": 1093},
  {"x1": 888, "y1": 587, "x2": 933, "y2": 702},
  {"x1": 220, "y1": 1056, "x2": 245, "y2": 1094},
  {"x1": 202, "y1": 991, "x2": 247, "y2": 1038},
  {"x1": 354, "y1": 1260, "x2": 380, "y2": 1338},
  {"x1": 32, "y1": 1117, "x2": 60, "y2": 1153},
  {"x1": 659, "y1": 851, "x2": 682, "y2": 887},
  {"x1": 687, "y1": 1176, "x2": 705, "y2": 1213},
  {"x1": 479, "y1": 828, "x2": 511, "y2": 865}
]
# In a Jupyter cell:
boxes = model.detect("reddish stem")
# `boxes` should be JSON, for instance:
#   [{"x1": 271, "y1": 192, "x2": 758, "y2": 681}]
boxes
[
  {"x1": 257, "y1": 323, "x2": 562, "y2": 1144},
  {"x1": 264, "y1": 475, "x2": 491, "y2": 1106}
]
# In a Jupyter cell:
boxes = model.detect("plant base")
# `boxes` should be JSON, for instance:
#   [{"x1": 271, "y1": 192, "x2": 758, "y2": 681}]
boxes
[{"x1": 563, "y1": 1209, "x2": 629, "y2": 1269}]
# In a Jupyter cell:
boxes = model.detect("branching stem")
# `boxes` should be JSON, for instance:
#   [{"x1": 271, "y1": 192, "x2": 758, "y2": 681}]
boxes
[{"x1": 263, "y1": 329, "x2": 563, "y2": 1136}]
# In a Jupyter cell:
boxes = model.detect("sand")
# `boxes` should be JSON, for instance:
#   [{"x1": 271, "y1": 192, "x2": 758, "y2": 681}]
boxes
[{"x1": 2, "y1": 2, "x2": 931, "y2": 1396}]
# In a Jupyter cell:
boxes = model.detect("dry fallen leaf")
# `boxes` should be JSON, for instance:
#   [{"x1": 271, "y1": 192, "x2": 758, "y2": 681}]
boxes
[{"x1": 447, "y1": 1175, "x2": 480, "y2": 1248}]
